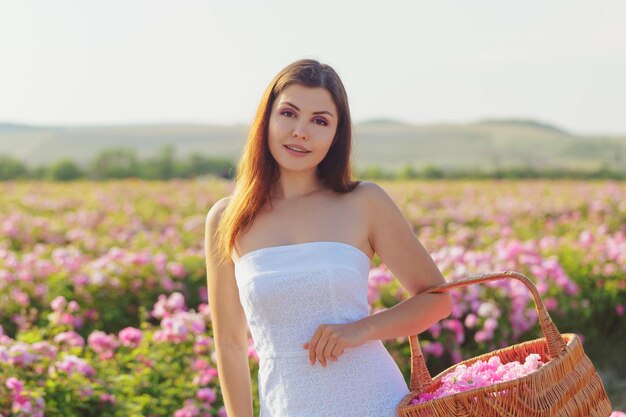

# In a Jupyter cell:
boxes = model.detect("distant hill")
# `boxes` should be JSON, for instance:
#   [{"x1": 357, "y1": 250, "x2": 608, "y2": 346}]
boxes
[
  {"x1": 0, "y1": 119, "x2": 624, "y2": 173},
  {"x1": 475, "y1": 118, "x2": 570, "y2": 135},
  {"x1": 357, "y1": 117, "x2": 410, "y2": 126}
]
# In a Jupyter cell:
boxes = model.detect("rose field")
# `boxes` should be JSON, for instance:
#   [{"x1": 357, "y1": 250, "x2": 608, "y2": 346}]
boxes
[{"x1": 0, "y1": 178, "x2": 625, "y2": 416}]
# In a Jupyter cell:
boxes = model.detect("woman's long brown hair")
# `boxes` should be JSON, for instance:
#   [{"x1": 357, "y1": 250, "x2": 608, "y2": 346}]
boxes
[{"x1": 215, "y1": 59, "x2": 361, "y2": 264}]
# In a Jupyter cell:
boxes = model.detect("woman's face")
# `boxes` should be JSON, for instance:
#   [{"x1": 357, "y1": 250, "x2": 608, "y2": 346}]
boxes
[{"x1": 267, "y1": 83, "x2": 339, "y2": 174}]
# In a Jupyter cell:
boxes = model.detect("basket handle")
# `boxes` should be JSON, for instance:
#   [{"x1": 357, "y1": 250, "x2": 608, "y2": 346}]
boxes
[{"x1": 407, "y1": 270, "x2": 567, "y2": 393}]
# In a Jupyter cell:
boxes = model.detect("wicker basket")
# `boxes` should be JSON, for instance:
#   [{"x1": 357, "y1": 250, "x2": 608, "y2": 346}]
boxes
[{"x1": 397, "y1": 271, "x2": 613, "y2": 417}]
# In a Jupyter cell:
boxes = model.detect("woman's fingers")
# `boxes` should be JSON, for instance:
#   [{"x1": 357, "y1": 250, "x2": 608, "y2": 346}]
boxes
[
  {"x1": 305, "y1": 332, "x2": 321, "y2": 365},
  {"x1": 331, "y1": 344, "x2": 344, "y2": 359},
  {"x1": 304, "y1": 323, "x2": 355, "y2": 366},
  {"x1": 323, "y1": 335, "x2": 340, "y2": 363},
  {"x1": 315, "y1": 331, "x2": 332, "y2": 367}
]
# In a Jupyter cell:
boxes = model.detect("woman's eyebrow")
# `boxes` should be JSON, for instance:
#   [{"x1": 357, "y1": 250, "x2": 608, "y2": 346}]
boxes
[{"x1": 281, "y1": 101, "x2": 335, "y2": 118}]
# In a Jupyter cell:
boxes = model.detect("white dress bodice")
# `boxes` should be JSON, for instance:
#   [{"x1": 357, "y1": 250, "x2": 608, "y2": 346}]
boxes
[{"x1": 234, "y1": 241, "x2": 410, "y2": 417}]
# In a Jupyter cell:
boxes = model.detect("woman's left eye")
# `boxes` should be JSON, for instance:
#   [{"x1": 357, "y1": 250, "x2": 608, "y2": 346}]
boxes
[{"x1": 281, "y1": 110, "x2": 327, "y2": 126}]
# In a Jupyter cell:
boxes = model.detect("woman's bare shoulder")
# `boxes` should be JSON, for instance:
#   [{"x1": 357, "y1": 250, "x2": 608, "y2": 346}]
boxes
[
  {"x1": 344, "y1": 180, "x2": 381, "y2": 217},
  {"x1": 350, "y1": 180, "x2": 393, "y2": 223},
  {"x1": 351, "y1": 180, "x2": 383, "y2": 203},
  {"x1": 206, "y1": 196, "x2": 232, "y2": 226},
  {"x1": 354, "y1": 180, "x2": 378, "y2": 190}
]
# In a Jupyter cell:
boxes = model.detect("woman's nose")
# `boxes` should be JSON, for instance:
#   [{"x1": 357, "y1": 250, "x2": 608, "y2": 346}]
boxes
[{"x1": 292, "y1": 126, "x2": 308, "y2": 140}]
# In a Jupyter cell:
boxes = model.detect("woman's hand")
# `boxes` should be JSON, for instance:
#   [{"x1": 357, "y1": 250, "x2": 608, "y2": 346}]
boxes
[{"x1": 302, "y1": 322, "x2": 369, "y2": 367}]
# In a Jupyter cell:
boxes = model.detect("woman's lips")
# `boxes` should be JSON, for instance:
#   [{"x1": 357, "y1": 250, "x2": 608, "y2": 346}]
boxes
[{"x1": 284, "y1": 145, "x2": 310, "y2": 157}]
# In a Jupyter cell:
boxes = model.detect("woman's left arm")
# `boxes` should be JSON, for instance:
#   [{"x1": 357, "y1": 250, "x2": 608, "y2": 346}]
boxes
[
  {"x1": 355, "y1": 181, "x2": 452, "y2": 340},
  {"x1": 304, "y1": 181, "x2": 452, "y2": 366}
]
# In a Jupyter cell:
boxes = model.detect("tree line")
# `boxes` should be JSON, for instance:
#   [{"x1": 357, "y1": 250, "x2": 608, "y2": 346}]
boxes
[
  {"x1": 1, "y1": 146, "x2": 624, "y2": 181},
  {"x1": 0, "y1": 146, "x2": 235, "y2": 181}
]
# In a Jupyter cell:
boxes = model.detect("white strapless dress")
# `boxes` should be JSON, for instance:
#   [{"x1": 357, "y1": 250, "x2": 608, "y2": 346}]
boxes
[{"x1": 234, "y1": 241, "x2": 410, "y2": 417}]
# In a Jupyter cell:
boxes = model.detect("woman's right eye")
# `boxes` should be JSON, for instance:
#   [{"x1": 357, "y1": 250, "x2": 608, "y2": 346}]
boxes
[{"x1": 280, "y1": 110, "x2": 295, "y2": 117}]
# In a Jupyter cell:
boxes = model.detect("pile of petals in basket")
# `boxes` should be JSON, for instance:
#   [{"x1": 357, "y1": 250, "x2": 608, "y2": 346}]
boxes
[{"x1": 411, "y1": 354, "x2": 545, "y2": 404}]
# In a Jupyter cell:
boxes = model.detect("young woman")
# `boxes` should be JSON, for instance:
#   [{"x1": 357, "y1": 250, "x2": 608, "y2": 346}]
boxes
[{"x1": 205, "y1": 59, "x2": 452, "y2": 417}]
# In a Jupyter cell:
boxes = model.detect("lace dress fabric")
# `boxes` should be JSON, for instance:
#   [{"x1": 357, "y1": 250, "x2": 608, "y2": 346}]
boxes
[{"x1": 234, "y1": 241, "x2": 410, "y2": 417}]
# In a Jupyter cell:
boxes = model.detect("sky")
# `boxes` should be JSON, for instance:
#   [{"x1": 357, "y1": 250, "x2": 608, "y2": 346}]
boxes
[{"x1": 1, "y1": 0, "x2": 625, "y2": 135}]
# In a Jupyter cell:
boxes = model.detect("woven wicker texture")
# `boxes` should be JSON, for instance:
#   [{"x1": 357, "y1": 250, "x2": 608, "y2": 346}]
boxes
[{"x1": 397, "y1": 270, "x2": 613, "y2": 417}]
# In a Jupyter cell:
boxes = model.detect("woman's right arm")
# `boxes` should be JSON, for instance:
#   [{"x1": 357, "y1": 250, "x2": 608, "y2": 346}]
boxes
[{"x1": 205, "y1": 197, "x2": 254, "y2": 417}]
